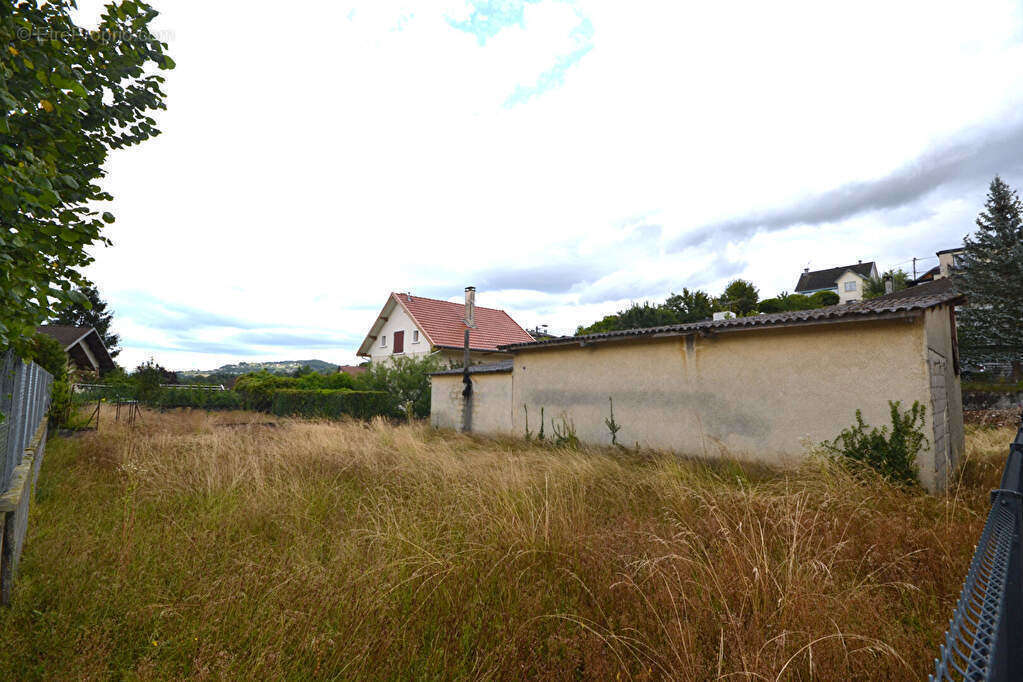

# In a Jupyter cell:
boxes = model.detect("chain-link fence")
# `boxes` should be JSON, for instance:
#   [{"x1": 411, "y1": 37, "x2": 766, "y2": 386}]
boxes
[
  {"x1": 932, "y1": 422, "x2": 1023, "y2": 680},
  {"x1": 0, "y1": 349, "x2": 53, "y2": 604}
]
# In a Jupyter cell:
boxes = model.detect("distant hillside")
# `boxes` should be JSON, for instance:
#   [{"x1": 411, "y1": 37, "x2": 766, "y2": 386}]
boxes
[{"x1": 178, "y1": 359, "x2": 339, "y2": 381}]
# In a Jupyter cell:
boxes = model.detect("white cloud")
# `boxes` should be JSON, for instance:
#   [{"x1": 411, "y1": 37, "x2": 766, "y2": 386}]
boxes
[{"x1": 69, "y1": 0, "x2": 1023, "y2": 369}]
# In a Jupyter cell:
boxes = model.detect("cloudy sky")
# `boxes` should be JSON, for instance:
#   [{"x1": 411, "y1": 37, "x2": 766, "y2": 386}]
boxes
[{"x1": 74, "y1": 0, "x2": 1023, "y2": 370}]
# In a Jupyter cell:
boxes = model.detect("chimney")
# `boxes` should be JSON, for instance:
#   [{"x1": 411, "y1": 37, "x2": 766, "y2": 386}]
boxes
[
  {"x1": 803, "y1": 267, "x2": 810, "y2": 273},
  {"x1": 884, "y1": 276, "x2": 893, "y2": 294},
  {"x1": 464, "y1": 286, "x2": 476, "y2": 328}
]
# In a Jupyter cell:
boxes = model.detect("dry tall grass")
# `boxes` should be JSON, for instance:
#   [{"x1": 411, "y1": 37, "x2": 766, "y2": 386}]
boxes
[{"x1": 0, "y1": 406, "x2": 1014, "y2": 680}]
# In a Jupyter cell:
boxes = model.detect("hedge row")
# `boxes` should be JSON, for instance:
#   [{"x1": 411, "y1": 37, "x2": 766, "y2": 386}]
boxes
[
  {"x1": 148, "y1": 389, "x2": 245, "y2": 410},
  {"x1": 269, "y1": 389, "x2": 391, "y2": 420},
  {"x1": 74, "y1": 385, "x2": 394, "y2": 421}
]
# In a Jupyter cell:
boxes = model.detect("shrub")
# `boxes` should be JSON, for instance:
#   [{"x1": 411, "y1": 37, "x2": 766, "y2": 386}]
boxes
[
  {"x1": 824, "y1": 401, "x2": 928, "y2": 485},
  {"x1": 29, "y1": 332, "x2": 71, "y2": 427},
  {"x1": 234, "y1": 371, "x2": 359, "y2": 410},
  {"x1": 357, "y1": 355, "x2": 440, "y2": 419},
  {"x1": 810, "y1": 290, "x2": 840, "y2": 306},
  {"x1": 758, "y1": 291, "x2": 837, "y2": 314},
  {"x1": 295, "y1": 372, "x2": 356, "y2": 391},
  {"x1": 233, "y1": 372, "x2": 299, "y2": 411},
  {"x1": 269, "y1": 389, "x2": 391, "y2": 420},
  {"x1": 147, "y1": 388, "x2": 244, "y2": 411}
]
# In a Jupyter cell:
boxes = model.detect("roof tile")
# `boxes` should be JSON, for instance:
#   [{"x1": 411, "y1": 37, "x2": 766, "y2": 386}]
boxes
[{"x1": 395, "y1": 294, "x2": 534, "y2": 351}]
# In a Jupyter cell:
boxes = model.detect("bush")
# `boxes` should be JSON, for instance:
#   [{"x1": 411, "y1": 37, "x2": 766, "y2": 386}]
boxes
[
  {"x1": 148, "y1": 388, "x2": 244, "y2": 411},
  {"x1": 824, "y1": 401, "x2": 928, "y2": 485},
  {"x1": 269, "y1": 389, "x2": 391, "y2": 420},
  {"x1": 358, "y1": 355, "x2": 440, "y2": 419},
  {"x1": 233, "y1": 372, "x2": 299, "y2": 411},
  {"x1": 810, "y1": 290, "x2": 840, "y2": 306},
  {"x1": 758, "y1": 291, "x2": 838, "y2": 314},
  {"x1": 29, "y1": 332, "x2": 70, "y2": 427}
]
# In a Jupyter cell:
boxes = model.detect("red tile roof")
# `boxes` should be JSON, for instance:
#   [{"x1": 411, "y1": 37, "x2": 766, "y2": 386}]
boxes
[{"x1": 393, "y1": 293, "x2": 534, "y2": 351}]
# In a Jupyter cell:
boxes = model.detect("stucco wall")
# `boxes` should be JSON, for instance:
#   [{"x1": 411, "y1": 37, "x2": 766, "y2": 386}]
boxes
[
  {"x1": 365, "y1": 305, "x2": 432, "y2": 364},
  {"x1": 506, "y1": 317, "x2": 949, "y2": 487},
  {"x1": 436, "y1": 349, "x2": 514, "y2": 369},
  {"x1": 430, "y1": 372, "x2": 514, "y2": 434}
]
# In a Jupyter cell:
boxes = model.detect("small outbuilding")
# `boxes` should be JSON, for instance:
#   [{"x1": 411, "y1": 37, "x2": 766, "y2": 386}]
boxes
[
  {"x1": 35, "y1": 325, "x2": 116, "y2": 376},
  {"x1": 431, "y1": 279, "x2": 965, "y2": 492}
]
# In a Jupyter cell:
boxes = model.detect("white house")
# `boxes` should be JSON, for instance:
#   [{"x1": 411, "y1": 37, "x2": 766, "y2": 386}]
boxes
[
  {"x1": 794, "y1": 261, "x2": 878, "y2": 303},
  {"x1": 914, "y1": 247, "x2": 965, "y2": 283},
  {"x1": 356, "y1": 287, "x2": 535, "y2": 367}
]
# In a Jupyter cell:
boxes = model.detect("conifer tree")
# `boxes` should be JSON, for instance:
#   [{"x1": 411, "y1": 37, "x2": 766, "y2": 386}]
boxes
[{"x1": 953, "y1": 176, "x2": 1023, "y2": 377}]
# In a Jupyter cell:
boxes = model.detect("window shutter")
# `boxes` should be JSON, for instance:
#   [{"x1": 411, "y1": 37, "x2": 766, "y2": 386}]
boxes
[{"x1": 393, "y1": 330, "x2": 404, "y2": 354}]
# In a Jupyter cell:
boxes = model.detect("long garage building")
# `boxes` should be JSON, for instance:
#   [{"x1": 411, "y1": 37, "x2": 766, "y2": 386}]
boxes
[{"x1": 431, "y1": 279, "x2": 965, "y2": 493}]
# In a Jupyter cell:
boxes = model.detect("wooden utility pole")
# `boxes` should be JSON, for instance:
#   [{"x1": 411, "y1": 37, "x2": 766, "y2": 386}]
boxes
[
  {"x1": 461, "y1": 329, "x2": 473, "y2": 433},
  {"x1": 460, "y1": 287, "x2": 476, "y2": 433}
]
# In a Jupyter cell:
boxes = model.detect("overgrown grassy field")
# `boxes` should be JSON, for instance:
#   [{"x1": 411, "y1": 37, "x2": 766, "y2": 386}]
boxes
[{"x1": 0, "y1": 407, "x2": 1014, "y2": 680}]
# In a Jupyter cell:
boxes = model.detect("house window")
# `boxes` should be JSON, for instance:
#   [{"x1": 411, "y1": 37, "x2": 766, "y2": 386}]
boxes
[
  {"x1": 412, "y1": 330, "x2": 419, "y2": 343},
  {"x1": 380, "y1": 335, "x2": 386, "y2": 347},
  {"x1": 393, "y1": 330, "x2": 405, "y2": 354},
  {"x1": 844, "y1": 281, "x2": 857, "y2": 292}
]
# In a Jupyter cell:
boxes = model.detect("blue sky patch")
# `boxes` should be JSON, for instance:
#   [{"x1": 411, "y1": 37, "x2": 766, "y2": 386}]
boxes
[
  {"x1": 504, "y1": 13, "x2": 593, "y2": 107},
  {"x1": 446, "y1": 0, "x2": 542, "y2": 45}
]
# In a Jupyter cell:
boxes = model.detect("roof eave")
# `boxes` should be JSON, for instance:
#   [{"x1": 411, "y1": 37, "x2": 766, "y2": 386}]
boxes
[
  {"x1": 82, "y1": 330, "x2": 116, "y2": 371},
  {"x1": 432, "y1": 344, "x2": 513, "y2": 354},
  {"x1": 356, "y1": 296, "x2": 399, "y2": 356}
]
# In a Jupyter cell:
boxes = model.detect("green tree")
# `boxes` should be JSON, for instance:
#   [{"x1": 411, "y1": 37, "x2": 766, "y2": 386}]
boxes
[
  {"x1": 953, "y1": 176, "x2": 1023, "y2": 377},
  {"x1": 663, "y1": 288, "x2": 717, "y2": 323},
  {"x1": 289, "y1": 364, "x2": 315, "y2": 378},
  {"x1": 48, "y1": 280, "x2": 120, "y2": 357},
  {"x1": 0, "y1": 2, "x2": 173, "y2": 355},
  {"x1": 719, "y1": 279, "x2": 759, "y2": 316},
  {"x1": 864, "y1": 269, "x2": 910, "y2": 300},
  {"x1": 576, "y1": 301, "x2": 679, "y2": 335},
  {"x1": 358, "y1": 355, "x2": 440, "y2": 419},
  {"x1": 132, "y1": 358, "x2": 177, "y2": 400}
]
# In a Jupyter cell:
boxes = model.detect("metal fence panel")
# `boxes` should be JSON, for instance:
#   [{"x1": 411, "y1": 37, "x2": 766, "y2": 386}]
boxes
[
  {"x1": 932, "y1": 423, "x2": 1023, "y2": 681},
  {"x1": 0, "y1": 352, "x2": 51, "y2": 493},
  {"x1": 0, "y1": 350, "x2": 53, "y2": 604}
]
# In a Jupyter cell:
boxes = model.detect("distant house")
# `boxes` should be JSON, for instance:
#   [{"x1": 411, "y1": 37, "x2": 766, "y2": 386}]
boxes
[
  {"x1": 914, "y1": 247, "x2": 965, "y2": 284},
  {"x1": 794, "y1": 261, "x2": 878, "y2": 304},
  {"x1": 35, "y1": 325, "x2": 115, "y2": 376},
  {"x1": 356, "y1": 288, "x2": 534, "y2": 367},
  {"x1": 337, "y1": 365, "x2": 367, "y2": 377}
]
